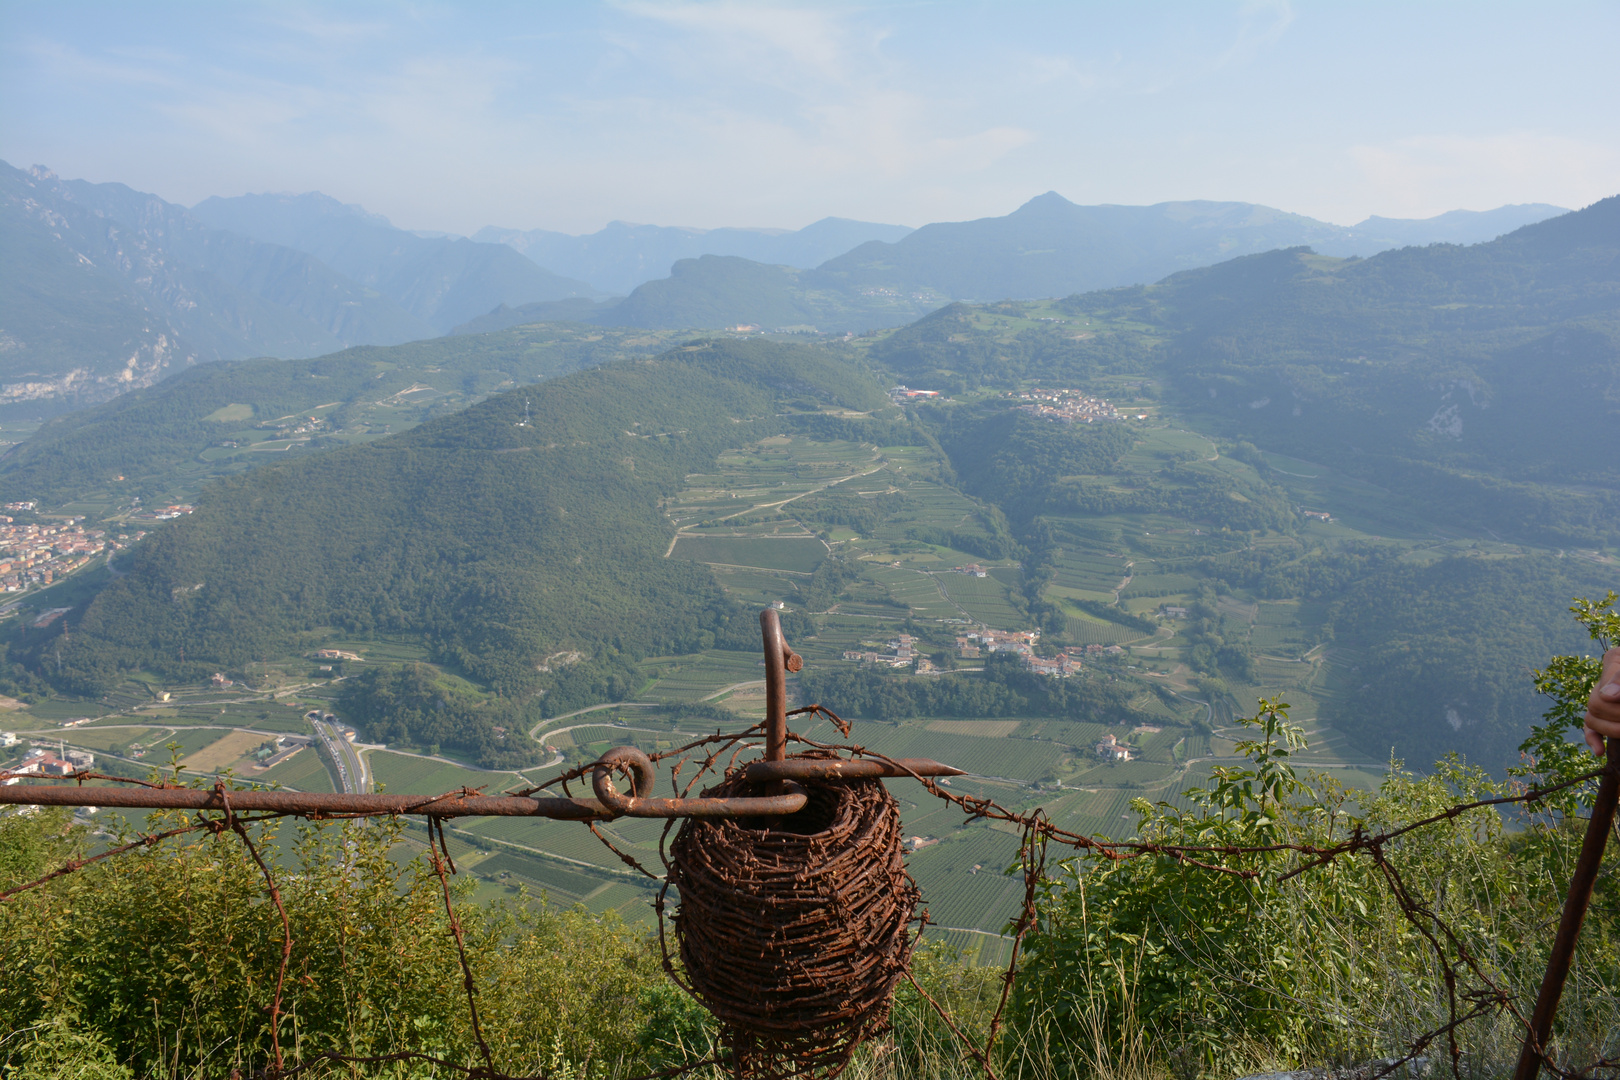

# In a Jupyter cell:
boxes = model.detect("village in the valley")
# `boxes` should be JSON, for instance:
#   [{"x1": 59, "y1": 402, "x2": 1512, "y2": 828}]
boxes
[
  {"x1": 0, "y1": 502, "x2": 155, "y2": 595},
  {"x1": 1009, "y1": 388, "x2": 1129, "y2": 423}
]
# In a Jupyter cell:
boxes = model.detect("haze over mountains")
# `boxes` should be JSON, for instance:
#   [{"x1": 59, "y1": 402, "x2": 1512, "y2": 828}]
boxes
[
  {"x1": 10, "y1": 193, "x2": 1615, "y2": 768},
  {"x1": 474, "y1": 217, "x2": 916, "y2": 295},
  {"x1": 188, "y1": 192, "x2": 602, "y2": 329},
  {"x1": 0, "y1": 157, "x2": 1570, "y2": 414},
  {"x1": 0, "y1": 162, "x2": 599, "y2": 413},
  {"x1": 460, "y1": 195, "x2": 1568, "y2": 337}
]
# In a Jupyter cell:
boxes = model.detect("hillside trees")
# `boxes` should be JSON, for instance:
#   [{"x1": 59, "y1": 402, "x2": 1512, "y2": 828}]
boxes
[
  {"x1": 797, "y1": 652, "x2": 1139, "y2": 725},
  {"x1": 27, "y1": 340, "x2": 887, "y2": 701}
]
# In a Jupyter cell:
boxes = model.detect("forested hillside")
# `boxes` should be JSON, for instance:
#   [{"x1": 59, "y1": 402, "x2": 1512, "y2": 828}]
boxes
[
  {"x1": 881, "y1": 196, "x2": 1620, "y2": 548},
  {"x1": 0, "y1": 323, "x2": 687, "y2": 508},
  {"x1": 841, "y1": 202, "x2": 1620, "y2": 764},
  {"x1": 34, "y1": 340, "x2": 888, "y2": 701}
]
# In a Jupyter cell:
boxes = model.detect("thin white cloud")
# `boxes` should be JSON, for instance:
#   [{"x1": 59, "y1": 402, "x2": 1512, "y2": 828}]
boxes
[
  {"x1": 3, "y1": 2, "x2": 1614, "y2": 233},
  {"x1": 1215, "y1": 0, "x2": 1294, "y2": 69},
  {"x1": 615, "y1": 0, "x2": 870, "y2": 86}
]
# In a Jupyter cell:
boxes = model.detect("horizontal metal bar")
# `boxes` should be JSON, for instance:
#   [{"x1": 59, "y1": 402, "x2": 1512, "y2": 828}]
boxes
[
  {"x1": 0, "y1": 781, "x2": 819, "y2": 820},
  {"x1": 591, "y1": 789, "x2": 810, "y2": 818},
  {"x1": 743, "y1": 757, "x2": 966, "y2": 783},
  {"x1": 0, "y1": 785, "x2": 616, "y2": 819}
]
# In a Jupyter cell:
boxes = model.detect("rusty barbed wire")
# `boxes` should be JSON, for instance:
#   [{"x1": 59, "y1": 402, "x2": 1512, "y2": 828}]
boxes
[
  {"x1": 2, "y1": 710, "x2": 1615, "y2": 1079},
  {"x1": 666, "y1": 753, "x2": 919, "y2": 1079}
]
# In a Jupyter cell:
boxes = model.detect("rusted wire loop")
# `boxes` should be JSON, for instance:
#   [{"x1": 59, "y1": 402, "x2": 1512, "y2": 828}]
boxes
[
  {"x1": 593, "y1": 745, "x2": 658, "y2": 799},
  {"x1": 591, "y1": 744, "x2": 811, "y2": 818}
]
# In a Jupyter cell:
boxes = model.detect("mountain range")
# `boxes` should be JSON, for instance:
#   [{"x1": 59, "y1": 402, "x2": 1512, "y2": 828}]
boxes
[
  {"x1": 462, "y1": 195, "x2": 1568, "y2": 336},
  {"x1": 0, "y1": 159, "x2": 1571, "y2": 411},
  {"x1": 188, "y1": 192, "x2": 601, "y2": 330},
  {"x1": 474, "y1": 217, "x2": 915, "y2": 295},
  {"x1": 9, "y1": 193, "x2": 1615, "y2": 767},
  {"x1": 0, "y1": 163, "x2": 597, "y2": 413}
]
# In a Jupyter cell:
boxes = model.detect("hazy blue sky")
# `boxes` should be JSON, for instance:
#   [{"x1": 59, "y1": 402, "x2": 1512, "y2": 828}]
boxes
[{"x1": 3, "y1": 1, "x2": 1616, "y2": 235}]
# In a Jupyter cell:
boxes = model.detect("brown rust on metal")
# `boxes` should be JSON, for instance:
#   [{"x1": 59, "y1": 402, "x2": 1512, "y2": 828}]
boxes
[
  {"x1": 0, "y1": 782, "x2": 819, "y2": 821},
  {"x1": 1512, "y1": 734, "x2": 1619, "y2": 1080},
  {"x1": 0, "y1": 784, "x2": 619, "y2": 819},
  {"x1": 759, "y1": 608, "x2": 798, "y2": 782},
  {"x1": 592, "y1": 745, "x2": 809, "y2": 817},
  {"x1": 743, "y1": 756, "x2": 965, "y2": 783},
  {"x1": 669, "y1": 753, "x2": 920, "y2": 1079}
]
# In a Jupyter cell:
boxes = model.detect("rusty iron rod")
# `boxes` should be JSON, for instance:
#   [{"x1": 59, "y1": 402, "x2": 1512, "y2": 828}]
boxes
[
  {"x1": 760, "y1": 608, "x2": 800, "y2": 767},
  {"x1": 0, "y1": 782, "x2": 809, "y2": 820},
  {"x1": 0, "y1": 784, "x2": 615, "y2": 818},
  {"x1": 759, "y1": 608, "x2": 802, "y2": 798},
  {"x1": 744, "y1": 758, "x2": 965, "y2": 783},
  {"x1": 1512, "y1": 734, "x2": 1619, "y2": 1080}
]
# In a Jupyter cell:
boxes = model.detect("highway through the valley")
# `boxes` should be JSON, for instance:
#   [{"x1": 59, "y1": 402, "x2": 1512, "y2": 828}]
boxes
[{"x1": 312, "y1": 716, "x2": 368, "y2": 793}]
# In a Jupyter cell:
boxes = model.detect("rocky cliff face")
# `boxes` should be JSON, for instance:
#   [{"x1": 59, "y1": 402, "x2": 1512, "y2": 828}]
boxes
[{"x1": 0, "y1": 162, "x2": 435, "y2": 414}]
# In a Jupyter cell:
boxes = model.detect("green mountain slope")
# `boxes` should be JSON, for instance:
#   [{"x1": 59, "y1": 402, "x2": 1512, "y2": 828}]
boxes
[
  {"x1": 850, "y1": 199, "x2": 1618, "y2": 766},
  {"x1": 40, "y1": 340, "x2": 887, "y2": 696},
  {"x1": 0, "y1": 169, "x2": 185, "y2": 407},
  {"x1": 877, "y1": 197, "x2": 1620, "y2": 547},
  {"x1": 0, "y1": 323, "x2": 688, "y2": 509}
]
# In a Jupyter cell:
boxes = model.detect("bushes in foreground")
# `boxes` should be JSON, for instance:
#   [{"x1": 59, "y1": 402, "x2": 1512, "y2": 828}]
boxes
[{"x1": 4, "y1": 598, "x2": 1619, "y2": 1078}]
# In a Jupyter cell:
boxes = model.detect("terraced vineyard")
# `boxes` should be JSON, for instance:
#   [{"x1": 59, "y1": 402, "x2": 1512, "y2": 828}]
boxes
[
  {"x1": 370, "y1": 750, "x2": 521, "y2": 795},
  {"x1": 6, "y1": 388, "x2": 1437, "y2": 958},
  {"x1": 936, "y1": 574, "x2": 1025, "y2": 629}
]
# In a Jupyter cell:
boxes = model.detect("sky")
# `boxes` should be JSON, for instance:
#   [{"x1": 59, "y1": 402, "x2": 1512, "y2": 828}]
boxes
[{"x1": 2, "y1": 1, "x2": 1617, "y2": 236}]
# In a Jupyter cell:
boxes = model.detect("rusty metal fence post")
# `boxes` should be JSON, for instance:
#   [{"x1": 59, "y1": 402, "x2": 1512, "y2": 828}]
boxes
[
  {"x1": 759, "y1": 608, "x2": 801, "y2": 793},
  {"x1": 1512, "y1": 734, "x2": 1619, "y2": 1080}
]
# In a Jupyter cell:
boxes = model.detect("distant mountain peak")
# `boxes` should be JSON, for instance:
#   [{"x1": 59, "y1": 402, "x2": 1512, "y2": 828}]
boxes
[{"x1": 1019, "y1": 191, "x2": 1079, "y2": 212}]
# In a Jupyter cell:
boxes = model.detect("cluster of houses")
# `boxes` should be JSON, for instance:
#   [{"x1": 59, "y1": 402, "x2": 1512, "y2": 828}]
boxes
[
  {"x1": 889, "y1": 385, "x2": 942, "y2": 405},
  {"x1": 0, "y1": 519, "x2": 127, "y2": 593},
  {"x1": 952, "y1": 563, "x2": 989, "y2": 577},
  {"x1": 1301, "y1": 509, "x2": 1334, "y2": 522},
  {"x1": 3, "y1": 741, "x2": 96, "y2": 781},
  {"x1": 954, "y1": 627, "x2": 1040, "y2": 658},
  {"x1": 1010, "y1": 388, "x2": 1121, "y2": 424},
  {"x1": 843, "y1": 633, "x2": 926, "y2": 669},
  {"x1": 957, "y1": 628, "x2": 1114, "y2": 676},
  {"x1": 840, "y1": 623, "x2": 1127, "y2": 678},
  {"x1": 1027, "y1": 652, "x2": 1085, "y2": 677}
]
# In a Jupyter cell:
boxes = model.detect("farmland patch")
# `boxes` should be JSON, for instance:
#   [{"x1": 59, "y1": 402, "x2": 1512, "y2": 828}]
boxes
[{"x1": 670, "y1": 536, "x2": 827, "y2": 572}]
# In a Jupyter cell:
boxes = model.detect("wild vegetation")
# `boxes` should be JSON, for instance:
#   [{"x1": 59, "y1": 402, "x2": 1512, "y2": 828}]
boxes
[
  {"x1": 0, "y1": 322, "x2": 686, "y2": 509},
  {"x1": 3, "y1": 601, "x2": 1613, "y2": 1078},
  {"x1": 20, "y1": 340, "x2": 885, "y2": 700}
]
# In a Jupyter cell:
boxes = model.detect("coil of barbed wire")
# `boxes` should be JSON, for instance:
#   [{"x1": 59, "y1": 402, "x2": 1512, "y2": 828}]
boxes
[{"x1": 668, "y1": 751, "x2": 921, "y2": 1079}]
